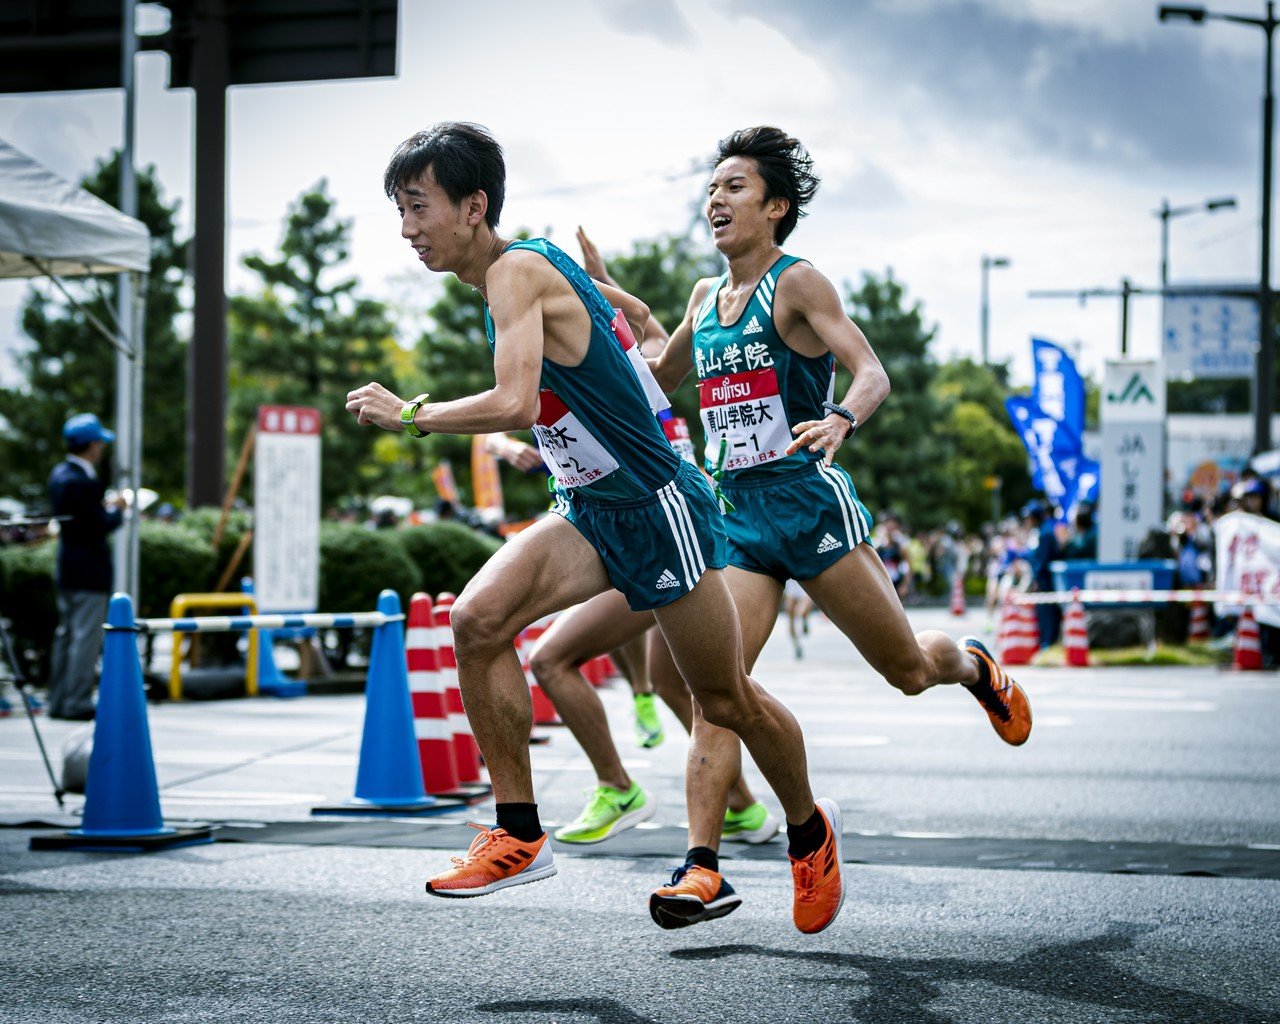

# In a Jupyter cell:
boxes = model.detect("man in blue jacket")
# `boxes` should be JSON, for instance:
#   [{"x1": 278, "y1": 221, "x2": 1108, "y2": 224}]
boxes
[{"x1": 46, "y1": 414, "x2": 125, "y2": 721}]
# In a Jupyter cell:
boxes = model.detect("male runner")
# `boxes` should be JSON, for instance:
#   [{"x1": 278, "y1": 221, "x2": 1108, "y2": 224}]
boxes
[
  {"x1": 346, "y1": 122, "x2": 843, "y2": 933},
  {"x1": 643, "y1": 125, "x2": 1032, "y2": 929}
]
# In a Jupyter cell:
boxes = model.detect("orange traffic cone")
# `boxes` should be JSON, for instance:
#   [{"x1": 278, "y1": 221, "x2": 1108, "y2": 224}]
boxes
[
  {"x1": 434, "y1": 593, "x2": 483, "y2": 783},
  {"x1": 406, "y1": 593, "x2": 461, "y2": 797},
  {"x1": 519, "y1": 616, "x2": 561, "y2": 725},
  {"x1": 950, "y1": 570, "x2": 966, "y2": 617},
  {"x1": 1233, "y1": 606, "x2": 1263, "y2": 671},
  {"x1": 998, "y1": 597, "x2": 1040, "y2": 666},
  {"x1": 1063, "y1": 589, "x2": 1089, "y2": 667},
  {"x1": 1188, "y1": 597, "x2": 1210, "y2": 642}
]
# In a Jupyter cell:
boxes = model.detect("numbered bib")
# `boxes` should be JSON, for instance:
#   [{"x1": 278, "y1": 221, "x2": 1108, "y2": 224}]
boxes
[
  {"x1": 533, "y1": 389, "x2": 620, "y2": 489},
  {"x1": 612, "y1": 309, "x2": 670, "y2": 417},
  {"x1": 661, "y1": 414, "x2": 697, "y2": 466},
  {"x1": 698, "y1": 368, "x2": 792, "y2": 471}
]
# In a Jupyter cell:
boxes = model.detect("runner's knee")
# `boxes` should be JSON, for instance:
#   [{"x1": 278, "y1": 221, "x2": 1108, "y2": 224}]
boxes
[
  {"x1": 449, "y1": 592, "x2": 516, "y2": 659},
  {"x1": 884, "y1": 663, "x2": 930, "y2": 696},
  {"x1": 527, "y1": 639, "x2": 570, "y2": 687}
]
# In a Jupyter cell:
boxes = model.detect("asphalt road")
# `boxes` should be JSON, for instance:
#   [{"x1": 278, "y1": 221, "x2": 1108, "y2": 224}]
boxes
[{"x1": 1, "y1": 606, "x2": 1277, "y2": 1023}]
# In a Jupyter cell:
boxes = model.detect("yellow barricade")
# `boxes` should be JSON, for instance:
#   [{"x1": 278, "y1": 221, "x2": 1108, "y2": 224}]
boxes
[{"x1": 168, "y1": 593, "x2": 260, "y2": 700}]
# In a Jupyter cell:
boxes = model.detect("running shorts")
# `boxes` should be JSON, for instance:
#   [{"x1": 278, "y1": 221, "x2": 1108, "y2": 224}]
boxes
[
  {"x1": 553, "y1": 460, "x2": 728, "y2": 611},
  {"x1": 720, "y1": 461, "x2": 874, "y2": 581}
]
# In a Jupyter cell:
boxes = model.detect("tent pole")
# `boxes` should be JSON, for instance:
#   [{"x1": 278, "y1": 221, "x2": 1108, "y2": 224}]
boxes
[{"x1": 115, "y1": 0, "x2": 140, "y2": 603}]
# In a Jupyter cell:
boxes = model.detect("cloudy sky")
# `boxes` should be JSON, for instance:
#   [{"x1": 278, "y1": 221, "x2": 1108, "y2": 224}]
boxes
[{"x1": 0, "y1": 0, "x2": 1267, "y2": 388}]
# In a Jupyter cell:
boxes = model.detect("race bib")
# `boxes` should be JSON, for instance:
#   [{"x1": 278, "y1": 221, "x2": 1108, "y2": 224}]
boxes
[
  {"x1": 533, "y1": 389, "x2": 619, "y2": 489},
  {"x1": 661, "y1": 414, "x2": 697, "y2": 465},
  {"x1": 698, "y1": 368, "x2": 792, "y2": 471}
]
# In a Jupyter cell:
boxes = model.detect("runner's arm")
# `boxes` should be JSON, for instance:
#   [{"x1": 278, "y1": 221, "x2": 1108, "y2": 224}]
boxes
[{"x1": 577, "y1": 226, "x2": 669, "y2": 357}]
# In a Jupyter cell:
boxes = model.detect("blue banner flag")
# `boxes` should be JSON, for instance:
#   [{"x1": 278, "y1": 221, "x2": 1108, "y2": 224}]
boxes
[
  {"x1": 1006, "y1": 395, "x2": 1089, "y2": 516},
  {"x1": 1031, "y1": 338, "x2": 1085, "y2": 443}
]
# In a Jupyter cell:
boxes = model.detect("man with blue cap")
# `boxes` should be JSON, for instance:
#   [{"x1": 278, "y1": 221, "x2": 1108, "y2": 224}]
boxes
[{"x1": 45, "y1": 413, "x2": 127, "y2": 720}]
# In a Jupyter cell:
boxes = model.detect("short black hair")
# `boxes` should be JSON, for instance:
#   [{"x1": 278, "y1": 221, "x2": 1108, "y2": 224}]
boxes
[
  {"x1": 66, "y1": 438, "x2": 91, "y2": 455},
  {"x1": 383, "y1": 122, "x2": 506, "y2": 229},
  {"x1": 715, "y1": 126, "x2": 819, "y2": 243}
]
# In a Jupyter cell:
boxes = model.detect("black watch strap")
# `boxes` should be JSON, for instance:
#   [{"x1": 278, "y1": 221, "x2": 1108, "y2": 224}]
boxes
[{"x1": 821, "y1": 401, "x2": 858, "y2": 437}]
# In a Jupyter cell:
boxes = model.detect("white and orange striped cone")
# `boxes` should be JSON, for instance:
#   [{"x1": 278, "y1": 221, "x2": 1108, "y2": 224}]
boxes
[
  {"x1": 433, "y1": 593, "x2": 483, "y2": 784},
  {"x1": 518, "y1": 616, "x2": 562, "y2": 725},
  {"x1": 1063, "y1": 589, "x2": 1089, "y2": 667},
  {"x1": 950, "y1": 570, "x2": 966, "y2": 617},
  {"x1": 406, "y1": 594, "x2": 461, "y2": 797},
  {"x1": 998, "y1": 597, "x2": 1040, "y2": 666},
  {"x1": 1233, "y1": 606, "x2": 1263, "y2": 671},
  {"x1": 1188, "y1": 597, "x2": 1211, "y2": 643}
]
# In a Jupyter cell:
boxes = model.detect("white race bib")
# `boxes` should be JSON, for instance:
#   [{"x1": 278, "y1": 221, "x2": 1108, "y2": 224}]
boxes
[
  {"x1": 698, "y1": 368, "x2": 792, "y2": 471},
  {"x1": 662, "y1": 415, "x2": 697, "y2": 465},
  {"x1": 533, "y1": 389, "x2": 620, "y2": 489}
]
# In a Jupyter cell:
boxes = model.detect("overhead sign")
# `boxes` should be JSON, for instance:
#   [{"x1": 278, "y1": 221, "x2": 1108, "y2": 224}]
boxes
[
  {"x1": 1162, "y1": 292, "x2": 1258, "y2": 380},
  {"x1": 253, "y1": 406, "x2": 321, "y2": 613},
  {"x1": 1100, "y1": 360, "x2": 1165, "y2": 561}
]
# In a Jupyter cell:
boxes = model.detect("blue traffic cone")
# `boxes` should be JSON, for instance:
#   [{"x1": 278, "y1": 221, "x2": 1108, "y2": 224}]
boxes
[
  {"x1": 30, "y1": 594, "x2": 213, "y2": 852},
  {"x1": 241, "y1": 577, "x2": 306, "y2": 698},
  {"x1": 312, "y1": 590, "x2": 449, "y2": 816}
]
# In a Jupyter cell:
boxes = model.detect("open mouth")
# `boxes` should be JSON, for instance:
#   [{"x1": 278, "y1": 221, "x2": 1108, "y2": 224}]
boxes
[{"x1": 710, "y1": 215, "x2": 731, "y2": 229}]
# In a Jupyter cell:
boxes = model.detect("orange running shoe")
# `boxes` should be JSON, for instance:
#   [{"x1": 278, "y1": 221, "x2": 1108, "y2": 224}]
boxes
[
  {"x1": 424, "y1": 823, "x2": 557, "y2": 898},
  {"x1": 960, "y1": 635, "x2": 1032, "y2": 746},
  {"x1": 649, "y1": 864, "x2": 742, "y2": 929},
  {"x1": 789, "y1": 797, "x2": 844, "y2": 935}
]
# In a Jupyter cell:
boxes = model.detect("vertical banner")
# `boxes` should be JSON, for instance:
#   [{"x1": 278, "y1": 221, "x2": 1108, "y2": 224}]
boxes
[
  {"x1": 1031, "y1": 337, "x2": 1085, "y2": 442},
  {"x1": 432, "y1": 460, "x2": 459, "y2": 504},
  {"x1": 254, "y1": 405, "x2": 321, "y2": 612},
  {"x1": 471, "y1": 435, "x2": 505, "y2": 517},
  {"x1": 1099, "y1": 361, "x2": 1165, "y2": 561}
]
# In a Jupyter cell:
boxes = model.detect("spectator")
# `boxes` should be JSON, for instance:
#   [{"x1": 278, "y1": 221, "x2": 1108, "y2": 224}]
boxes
[
  {"x1": 1022, "y1": 500, "x2": 1062, "y2": 646},
  {"x1": 1062, "y1": 504, "x2": 1097, "y2": 560},
  {"x1": 46, "y1": 413, "x2": 127, "y2": 721}
]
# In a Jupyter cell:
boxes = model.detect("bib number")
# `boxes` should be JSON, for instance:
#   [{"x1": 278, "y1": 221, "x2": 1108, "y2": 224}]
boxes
[{"x1": 698, "y1": 368, "x2": 792, "y2": 471}]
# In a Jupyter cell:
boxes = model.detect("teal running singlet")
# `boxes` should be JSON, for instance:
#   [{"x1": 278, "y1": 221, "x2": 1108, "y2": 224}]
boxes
[
  {"x1": 692, "y1": 254, "x2": 835, "y2": 480},
  {"x1": 483, "y1": 239, "x2": 682, "y2": 502}
]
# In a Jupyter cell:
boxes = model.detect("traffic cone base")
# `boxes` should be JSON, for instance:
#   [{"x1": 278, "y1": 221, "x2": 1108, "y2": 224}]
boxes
[{"x1": 30, "y1": 827, "x2": 213, "y2": 853}]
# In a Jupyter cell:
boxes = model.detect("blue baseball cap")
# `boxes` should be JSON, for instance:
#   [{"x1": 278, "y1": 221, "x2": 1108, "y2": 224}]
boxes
[{"x1": 63, "y1": 413, "x2": 115, "y2": 446}]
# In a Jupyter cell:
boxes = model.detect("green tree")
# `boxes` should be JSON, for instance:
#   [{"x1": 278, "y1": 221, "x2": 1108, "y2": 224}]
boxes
[
  {"x1": 228, "y1": 181, "x2": 403, "y2": 508},
  {"x1": 835, "y1": 271, "x2": 954, "y2": 530},
  {"x1": 0, "y1": 153, "x2": 188, "y2": 503}
]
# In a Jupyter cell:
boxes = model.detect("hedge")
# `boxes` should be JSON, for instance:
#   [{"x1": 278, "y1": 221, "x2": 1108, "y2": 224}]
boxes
[
  {"x1": 0, "y1": 541, "x2": 59, "y2": 684},
  {"x1": 397, "y1": 522, "x2": 502, "y2": 600},
  {"x1": 317, "y1": 522, "x2": 421, "y2": 615}
]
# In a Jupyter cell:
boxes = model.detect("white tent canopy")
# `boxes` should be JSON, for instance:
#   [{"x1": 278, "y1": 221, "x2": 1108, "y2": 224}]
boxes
[{"x1": 0, "y1": 138, "x2": 149, "y2": 279}]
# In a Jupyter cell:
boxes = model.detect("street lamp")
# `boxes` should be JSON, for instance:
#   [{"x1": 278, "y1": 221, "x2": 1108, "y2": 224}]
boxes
[
  {"x1": 980, "y1": 254, "x2": 1010, "y2": 365},
  {"x1": 1159, "y1": 2, "x2": 1277, "y2": 454},
  {"x1": 1153, "y1": 195, "x2": 1238, "y2": 286}
]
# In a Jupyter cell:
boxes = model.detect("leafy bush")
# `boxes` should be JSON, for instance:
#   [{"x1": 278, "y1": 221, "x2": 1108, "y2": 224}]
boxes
[
  {"x1": 137, "y1": 522, "x2": 218, "y2": 619},
  {"x1": 178, "y1": 507, "x2": 252, "y2": 589},
  {"x1": 0, "y1": 541, "x2": 57, "y2": 683},
  {"x1": 318, "y1": 523, "x2": 421, "y2": 615},
  {"x1": 397, "y1": 522, "x2": 502, "y2": 599}
]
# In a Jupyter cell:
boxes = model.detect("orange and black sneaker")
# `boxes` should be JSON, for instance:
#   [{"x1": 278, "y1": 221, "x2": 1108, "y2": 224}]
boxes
[
  {"x1": 959, "y1": 635, "x2": 1032, "y2": 746},
  {"x1": 789, "y1": 797, "x2": 845, "y2": 934},
  {"x1": 649, "y1": 864, "x2": 743, "y2": 929},
  {"x1": 424, "y1": 823, "x2": 557, "y2": 898}
]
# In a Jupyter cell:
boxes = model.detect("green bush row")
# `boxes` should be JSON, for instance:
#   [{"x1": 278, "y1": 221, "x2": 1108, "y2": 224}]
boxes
[{"x1": 0, "y1": 519, "x2": 502, "y2": 685}]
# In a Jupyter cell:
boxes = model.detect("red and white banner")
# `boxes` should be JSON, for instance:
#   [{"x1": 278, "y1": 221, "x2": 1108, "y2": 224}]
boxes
[{"x1": 1215, "y1": 511, "x2": 1280, "y2": 627}]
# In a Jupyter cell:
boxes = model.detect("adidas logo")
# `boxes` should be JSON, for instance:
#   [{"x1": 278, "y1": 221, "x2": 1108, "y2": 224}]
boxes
[
  {"x1": 816, "y1": 533, "x2": 842, "y2": 554},
  {"x1": 656, "y1": 569, "x2": 681, "y2": 590},
  {"x1": 742, "y1": 315, "x2": 763, "y2": 336}
]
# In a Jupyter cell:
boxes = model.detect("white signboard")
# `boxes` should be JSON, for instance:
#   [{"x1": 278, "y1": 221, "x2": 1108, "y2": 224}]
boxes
[
  {"x1": 1162, "y1": 292, "x2": 1258, "y2": 380},
  {"x1": 1100, "y1": 360, "x2": 1165, "y2": 561},
  {"x1": 1214, "y1": 511, "x2": 1280, "y2": 627},
  {"x1": 253, "y1": 405, "x2": 321, "y2": 612}
]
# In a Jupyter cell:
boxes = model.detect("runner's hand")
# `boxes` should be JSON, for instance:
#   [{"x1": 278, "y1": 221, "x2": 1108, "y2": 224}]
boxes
[
  {"x1": 785, "y1": 415, "x2": 850, "y2": 466},
  {"x1": 346, "y1": 381, "x2": 408, "y2": 431},
  {"x1": 576, "y1": 226, "x2": 617, "y2": 286},
  {"x1": 502, "y1": 439, "x2": 544, "y2": 472}
]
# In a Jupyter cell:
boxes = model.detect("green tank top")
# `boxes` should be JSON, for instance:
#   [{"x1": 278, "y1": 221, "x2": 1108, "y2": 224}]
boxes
[
  {"x1": 483, "y1": 238, "x2": 681, "y2": 502},
  {"x1": 692, "y1": 253, "x2": 835, "y2": 480}
]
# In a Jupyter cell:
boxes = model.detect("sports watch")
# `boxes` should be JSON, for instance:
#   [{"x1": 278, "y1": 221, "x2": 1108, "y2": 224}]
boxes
[
  {"x1": 401, "y1": 393, "x2": 430, "y2": 437},
  {"x1": 821, "y1": 401, "x2": 858, "y2": 438}
]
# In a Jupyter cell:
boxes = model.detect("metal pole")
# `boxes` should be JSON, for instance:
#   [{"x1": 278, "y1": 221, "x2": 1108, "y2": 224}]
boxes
[
  {"x1": 1121, "y1": 277, "x2": 1132, "y2": 356},
  {"x1": 115, "y1": 0, "x2": 140, "y2": 603},
  {"x1": 980, "y1": 255, "x2": 990, "y2": 365},
  {"x1": 1159, "y1": 199, "x2": 1171, "y2": 288},
  {"x1": 1257, "y1": 3, "x2": 1276, "y2": 455}
]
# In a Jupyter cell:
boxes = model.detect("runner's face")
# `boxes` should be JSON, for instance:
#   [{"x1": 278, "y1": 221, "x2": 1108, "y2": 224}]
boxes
[
  {"x1": 395, "y1": 169, "x2": 474, "y2": 274},
  {"x1": 706, "y1": 156, "x2": 784, "y2": 252}
]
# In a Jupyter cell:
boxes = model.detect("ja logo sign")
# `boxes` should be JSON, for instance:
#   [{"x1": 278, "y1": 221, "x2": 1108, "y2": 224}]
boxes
[{"x1": 1107, "y1": 373, "x2": 1155, "y2": 405}]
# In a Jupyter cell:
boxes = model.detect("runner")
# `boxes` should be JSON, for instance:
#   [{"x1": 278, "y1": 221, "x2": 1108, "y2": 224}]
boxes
[
  {"x1": 644, "y1": 125, "x2": 1032, "y2": 930},
  {"x1": 346, "y1": 122, "x2": 841, "y2": 932},
  {"x1": 782, "y1": 577, "x2": 814, "y2": 660}
]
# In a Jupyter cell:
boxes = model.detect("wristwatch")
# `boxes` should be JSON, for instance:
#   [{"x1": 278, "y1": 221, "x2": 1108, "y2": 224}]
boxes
[
  {"x1": 821, "y1": 401, "x2": 858, "y2": 438},
  {"x1": 401, "y1": 393, "x2": 431, "y2": 437}
]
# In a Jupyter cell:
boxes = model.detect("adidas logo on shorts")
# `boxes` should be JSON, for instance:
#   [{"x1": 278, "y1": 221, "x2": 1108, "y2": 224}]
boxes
[
  {"x1": 816, "y1": 533, "x2": 843, "y2": 554},
  {"x1": 656, "y1": 569, "x2": 681, "y2": 590},
  {"x1": 742, "y1": 315, "x2": 763, "y2": 336}
]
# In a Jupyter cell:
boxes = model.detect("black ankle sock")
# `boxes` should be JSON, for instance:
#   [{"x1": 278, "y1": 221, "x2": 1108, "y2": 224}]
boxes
[
  {"x1": 685, "y1": 846, "x2": 719, "y2": 872},
  {"x1": 786, "y1": 807, "x2": 827, "y2": 859},
  {"x1": 495, "y1": 802, "x2": 542, "y2": 842}
]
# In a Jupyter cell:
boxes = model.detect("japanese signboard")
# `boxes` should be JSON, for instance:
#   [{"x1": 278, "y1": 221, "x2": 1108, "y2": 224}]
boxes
[
  {"x1": 1162, "y1": 292, "x2": 1258, "y2": 380},
  {"x1": 1214, "y1": 511, "x2": 1280, "y2": 627},
  {"x1": 253, "y1": 405, "x2": 320, "y2": 612},
  {"x1": 1099, "y1": 360, "x2": 1165, "y2": 561}
]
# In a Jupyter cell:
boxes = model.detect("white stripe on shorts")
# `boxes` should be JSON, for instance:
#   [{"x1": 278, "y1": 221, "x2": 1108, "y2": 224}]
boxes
[
  {"x1": 816, "y1": 462, "x2": 864, "y2": 549},
  {"x1": 658, "y1": 480, "x2": 706, "y2": 589}
]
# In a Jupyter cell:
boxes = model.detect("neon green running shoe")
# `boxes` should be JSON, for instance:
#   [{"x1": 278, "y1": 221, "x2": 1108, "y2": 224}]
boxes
[
  {"x1": 633, "y1": 692, "x2": 665, "y2": 749},
  {"x1": 721, "y1": 801, "x2": 780, "y2": 845},
  {"x1": 553, "y1": 782, "x2": 655, "y2": 844}
]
